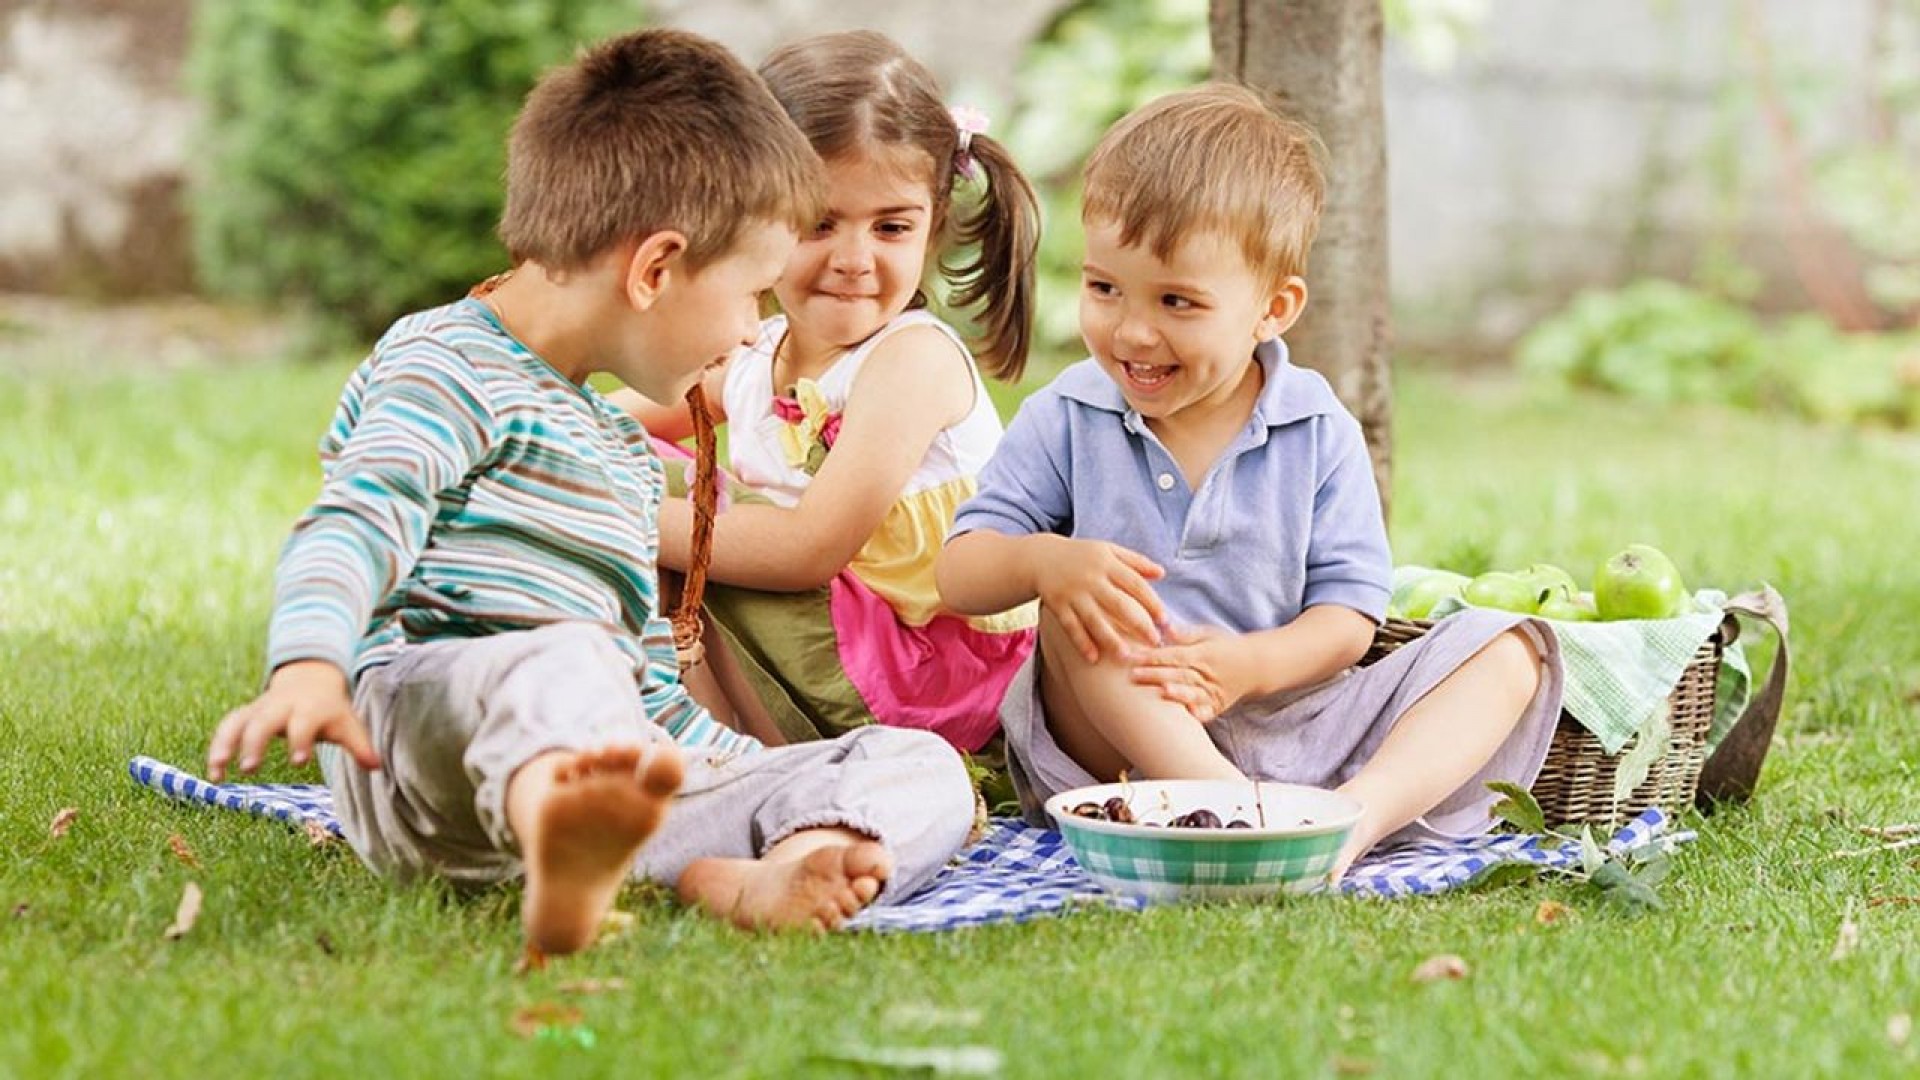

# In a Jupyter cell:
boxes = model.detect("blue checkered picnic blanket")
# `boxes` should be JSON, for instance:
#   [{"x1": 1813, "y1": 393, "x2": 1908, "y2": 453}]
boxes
[{"x1": 127, "y1": 756, "x2": 1690, "y2": 932}]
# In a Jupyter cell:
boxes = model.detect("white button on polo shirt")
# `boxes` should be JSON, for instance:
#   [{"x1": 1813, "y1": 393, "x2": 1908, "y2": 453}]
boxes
[{"x1": 1156, "y1": 472, "x2": 1176, "y2": 491}]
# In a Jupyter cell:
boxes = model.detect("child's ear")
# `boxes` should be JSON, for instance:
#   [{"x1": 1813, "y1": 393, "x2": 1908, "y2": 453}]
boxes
[
  {"x1": 622, "y1": 230, "x2": 690, "y2": 311},
  {"x1": 1257, "y1": 276, "x2": 1309, "y2": 341}
]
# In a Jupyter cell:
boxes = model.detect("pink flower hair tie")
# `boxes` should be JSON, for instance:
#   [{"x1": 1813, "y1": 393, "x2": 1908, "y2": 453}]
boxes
[{"x1": 949, "y1": 105, "x2": 990, "y2": 181}]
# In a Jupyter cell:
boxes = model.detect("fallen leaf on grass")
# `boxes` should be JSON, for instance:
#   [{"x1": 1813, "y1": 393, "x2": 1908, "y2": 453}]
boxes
[
  {"x1": 167, "y1": 834, "x2": 202, "y2": 870},
  {"x1": 11, "y1": 903, "x2": 28, "y2": 919},
  {"x1": 1868, "y1": 896, "x2": 1920, "y2": 909},
  {"x1": 1830, "y1": 902, "x2": 1859, "y2": 962},
  {"x1": 1411, "y1": 954, "x2": 1469, "y2": 983},
  {"x1": 303, "y1": 821, "x2": 335, "y2": 847},
  {"x1": 1890, "y1": 1013, "x2": 1912, "y2": 1048},
  {"x1": 557, "y1": 978, "x2": 629, "y2": 996},
  {"x1": 1332, "y1": 1056, "x2": 1377, "y2": 1076},
  {"x1": 509, "y1": 1002, "x2": 584, "y2": 1040},
  {"x1": 48, "y1": 807, "x2": 78, "y2": 839},
  {"x1": 1535, "y1": 900, "x2": 1576, "y2": 926},
  {"x1": 816, "y1": 1045, "x2": 1003, "y2": 1076},
  {"x1": 163, "y1": 882, "x2": 203, "y2": 941}
]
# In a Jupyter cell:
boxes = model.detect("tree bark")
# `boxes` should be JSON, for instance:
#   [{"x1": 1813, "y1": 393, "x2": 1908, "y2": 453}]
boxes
[{"x1": 1210, "y1": 0, "x2": 1393, "y2": 517}]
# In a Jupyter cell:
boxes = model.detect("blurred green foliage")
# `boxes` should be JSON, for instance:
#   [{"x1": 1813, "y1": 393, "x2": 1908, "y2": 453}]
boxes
[
  {"x1": 1003, "y1": 0, "x2": 1210, "y2": 359},
  {"x1": 1005, "y1": 0, "x2": 1487, "y2": 361},
  {"x1": 1519, "y1": 280, "x2": 1920, "y2": 429},
  {"x1": 1524, "y1": 2, "x2": 1920, "y2": 433},
  {"x1": 189, "y1": 1, "x2": 640, "y2": 339}
]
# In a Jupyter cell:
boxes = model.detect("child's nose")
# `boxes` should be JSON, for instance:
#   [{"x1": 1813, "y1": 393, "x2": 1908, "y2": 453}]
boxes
[
  {"x1": 1115, "y1": 308, "x2": 1158, "y2": 349},
  {"x1": 828, "y1": 234, "x2": 874, "y2": 276}
]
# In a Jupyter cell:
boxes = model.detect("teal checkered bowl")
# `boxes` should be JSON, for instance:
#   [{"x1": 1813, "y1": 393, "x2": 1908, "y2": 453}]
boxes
[{"x1": 1045, "y1": 780, "x2": 1363, "y2": 902}]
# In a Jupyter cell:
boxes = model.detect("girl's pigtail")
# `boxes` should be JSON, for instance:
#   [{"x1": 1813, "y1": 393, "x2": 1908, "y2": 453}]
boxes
[{"x1": 944, "y1": 133, "x2": 1039, "y2": 382}]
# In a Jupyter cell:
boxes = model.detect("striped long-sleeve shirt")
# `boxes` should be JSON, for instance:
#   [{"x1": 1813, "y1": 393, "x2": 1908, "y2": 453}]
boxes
[{"x1": 267, "y1": 297, "x2": 755, "y2": 756}]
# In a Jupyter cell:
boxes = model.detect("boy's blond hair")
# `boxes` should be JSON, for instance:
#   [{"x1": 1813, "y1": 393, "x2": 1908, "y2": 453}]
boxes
[
  {"x1": 1082, "y1": 83, "x2": 1325, "y2": 286},
  {"x1": 500, "y1": 29, "x2": 824, "y2": 272}
]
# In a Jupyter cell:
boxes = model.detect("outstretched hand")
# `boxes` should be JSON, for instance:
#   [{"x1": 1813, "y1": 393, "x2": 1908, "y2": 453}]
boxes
[
  {"x1": 1031, "y1": 536, "x2": 1167, "y2": 662},
  {"x1": 207, "y1": 660, "x2": 380, "y2": 781},
  {"x1": 1129, "y1": 624, "x2": 1259, "y2": 723}
]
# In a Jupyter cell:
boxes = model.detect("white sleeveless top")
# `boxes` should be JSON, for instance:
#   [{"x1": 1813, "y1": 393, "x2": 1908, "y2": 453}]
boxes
[
  {"x1": 720, "y1": 309, "x2": 1029, "y2": 631},
  {"x1": 722, "y1": 310, "x2": 1003, "y2": 508}
]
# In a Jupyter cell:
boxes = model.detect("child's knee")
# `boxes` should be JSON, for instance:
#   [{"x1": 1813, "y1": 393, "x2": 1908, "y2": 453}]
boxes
[{"x1": 1483, "y1": 628, "x2": 1545, "y2": 700}]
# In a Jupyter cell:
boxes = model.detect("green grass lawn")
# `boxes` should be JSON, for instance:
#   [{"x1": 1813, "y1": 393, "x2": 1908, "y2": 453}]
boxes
[{"x1": 3, "y1": 356, "x2": 1917, "y2": 1078}]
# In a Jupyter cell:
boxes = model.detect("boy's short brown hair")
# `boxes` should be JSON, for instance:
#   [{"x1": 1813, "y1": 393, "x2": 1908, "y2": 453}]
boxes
[
  {"x1": 1082, "y1": 83, "x2": 1324, "y2": 286},
  {"x1": 500, "y1": 28, "x2": 824, "y2": 271}
]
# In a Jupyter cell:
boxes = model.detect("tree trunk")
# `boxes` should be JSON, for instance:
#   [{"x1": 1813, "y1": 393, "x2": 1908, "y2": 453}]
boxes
[{"x1": 1210, "y1": 0, "x2": 1392, "y2": 517}]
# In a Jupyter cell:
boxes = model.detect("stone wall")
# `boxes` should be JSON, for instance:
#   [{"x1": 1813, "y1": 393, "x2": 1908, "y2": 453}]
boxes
[
  {"x1": 1383, "y1": 0, "x2": 1873, "y2": 345},
  {"x1": 0, "y1": 0, "x2": 195, "y2": 294},
  {"x1": 0, "y1": 0, "x2": 1889, "y2": 346}
]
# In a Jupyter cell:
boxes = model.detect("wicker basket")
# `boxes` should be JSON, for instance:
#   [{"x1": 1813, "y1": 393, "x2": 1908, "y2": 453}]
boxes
[{"x1": 1362, "y1": 618, "x2": 1722, "y2": 830}]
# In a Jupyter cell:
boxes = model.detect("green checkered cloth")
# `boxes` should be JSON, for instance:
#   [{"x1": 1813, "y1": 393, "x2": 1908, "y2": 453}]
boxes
[
  {"x1": 1430, "y1": 588, "x2": 1747, "y2": 755},
  {"x1": 1062, "y1": 826, "x2": 1347, "y2": 902}
]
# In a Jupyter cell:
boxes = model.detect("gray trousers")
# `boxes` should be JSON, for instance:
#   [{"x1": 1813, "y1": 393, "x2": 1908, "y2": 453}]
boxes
[{"x1": 321, "y1": 623, "x2": 975, "y2": 904}]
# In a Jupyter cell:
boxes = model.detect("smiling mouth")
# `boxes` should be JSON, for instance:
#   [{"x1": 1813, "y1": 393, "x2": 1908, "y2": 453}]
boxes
[
  {"x1": 820, "y1": 292, "x2": 876, "y2": 302},
  {"x1": 1121, "y1": 361, "x2": 1176, "y2": 389}
]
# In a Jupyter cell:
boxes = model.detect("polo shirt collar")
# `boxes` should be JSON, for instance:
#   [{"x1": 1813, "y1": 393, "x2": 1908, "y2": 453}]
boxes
[{"x1": 1054, "y1": 337, "x2": 1333, "y2": 429}]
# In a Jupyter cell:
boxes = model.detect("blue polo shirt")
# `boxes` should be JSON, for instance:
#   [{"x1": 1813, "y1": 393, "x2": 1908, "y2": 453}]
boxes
[{"x1": 950, "y1": 338, "x2": 1391, "y2": 632}]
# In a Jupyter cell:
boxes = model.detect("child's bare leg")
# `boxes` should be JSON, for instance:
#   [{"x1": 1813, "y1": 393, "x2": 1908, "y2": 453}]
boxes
[
  {"x1": 702, "y1": 622, "x2": 786, "y2": 746},
  {"x1": 675, "y1": 826, "x2": 891, "y2": 932},
  {"x1": 506, "y1": 744, "x2": 684, "y2": 954},
  {"x1": 1334, "y1": 629, "x2": 1544, "y2": 876},
  {"x1": 1038, "y1": 608, "x2": 1243, "y2": 783}
]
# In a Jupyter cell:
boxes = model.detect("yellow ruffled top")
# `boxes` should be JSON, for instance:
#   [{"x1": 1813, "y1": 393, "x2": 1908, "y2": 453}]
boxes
[{"x1": 849, "y1": 475, "x2": 1036, "y2": 633}]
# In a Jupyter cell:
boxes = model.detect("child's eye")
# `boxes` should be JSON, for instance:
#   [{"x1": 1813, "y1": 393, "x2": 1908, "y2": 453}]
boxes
[
  {"x1": 1161, "y1": 294, "x2": 1195, "y2": 311},
  {"x1": 876, "y1": 220, "x2": 915, "y2": 238},
  {"x1": 810, "y1": 219, "x2": 835, "y2": 238},
  {"x1": 1084, "y1": 279, "x2": 1116, "y2": 298}
]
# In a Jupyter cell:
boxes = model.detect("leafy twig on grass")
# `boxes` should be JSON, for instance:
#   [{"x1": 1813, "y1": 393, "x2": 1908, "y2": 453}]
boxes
[{"x1": 1486, "y1": 783, "x2": 1669, "y2": 913}]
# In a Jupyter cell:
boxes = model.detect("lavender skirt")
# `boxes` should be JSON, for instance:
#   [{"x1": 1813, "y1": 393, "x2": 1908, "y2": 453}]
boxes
[{"x1": 1000, "y1": 609, "x2": 1565, "y2": 846}]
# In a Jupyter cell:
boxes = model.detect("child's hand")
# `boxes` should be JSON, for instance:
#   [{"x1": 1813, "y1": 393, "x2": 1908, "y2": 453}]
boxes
[
  {"x1": 1032, "y1": 536, "x2": 1167, "y2": 662},
  {"x1": 1129, "y1": 625, "x2": 1259, "y2": 723},
  {"x1": 207, "y1": 660, "x2": 380, "y2": 781}
]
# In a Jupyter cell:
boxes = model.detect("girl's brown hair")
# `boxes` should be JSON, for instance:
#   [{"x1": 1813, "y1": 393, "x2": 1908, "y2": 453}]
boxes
[{"x1": 757, "y1": 31, "x2": 1038, "y2": 381}]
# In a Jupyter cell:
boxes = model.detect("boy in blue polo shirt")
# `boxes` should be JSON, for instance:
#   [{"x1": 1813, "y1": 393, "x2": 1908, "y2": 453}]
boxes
[{"x1": 937, "y1": 84, "x2": 1565, "y2": 876}]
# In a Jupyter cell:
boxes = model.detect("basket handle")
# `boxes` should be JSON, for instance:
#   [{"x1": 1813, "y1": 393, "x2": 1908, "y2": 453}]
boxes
[
  {"x1": 669, "y1": 382, "x2": 719, "y2": 672},
  {"x1": 1695, "y1": 584, "x2": 1791, "y2": 808}
]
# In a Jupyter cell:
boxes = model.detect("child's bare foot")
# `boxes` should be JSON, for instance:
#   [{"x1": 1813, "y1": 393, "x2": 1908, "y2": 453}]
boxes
[
  {"x1": 519, "y1": 745, "x2": 683, "y2": 954},
  {"x1": 676, "y1": 841, "x2": 892, "y2": 932}
]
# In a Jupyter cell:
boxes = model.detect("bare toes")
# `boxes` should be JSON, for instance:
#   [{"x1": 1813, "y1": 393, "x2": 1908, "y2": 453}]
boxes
[{"x1": 639, "y1": 746, "x2": 684, "y2": 797}]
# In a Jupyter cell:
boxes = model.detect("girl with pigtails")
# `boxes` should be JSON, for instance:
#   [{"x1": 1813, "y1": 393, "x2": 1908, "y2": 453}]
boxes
[{"x1": 617, "y1": 29, "x2": 1041, "y2": 756}]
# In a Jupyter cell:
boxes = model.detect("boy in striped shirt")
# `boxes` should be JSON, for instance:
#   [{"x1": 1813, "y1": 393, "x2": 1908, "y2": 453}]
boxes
[{"x1": 206, "y1": 29, "x2": 976, "y2": 954}]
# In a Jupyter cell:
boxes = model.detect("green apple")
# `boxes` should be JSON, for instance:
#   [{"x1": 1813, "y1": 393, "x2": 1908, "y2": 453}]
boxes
[
  {"x1": 1536, "y1": 587, "x2": 1599, "y2": 622},
  {"x1": 1593, "y1": 544, "x2": 1690, "y2": 620},
  {"x1": 1391, "y1": 569, "x2": 1470, "y2": 620},
  {"x1": 1517, "y1": 563, "x2": 1577, "y2": 609},
  {"x1": 1463, "y1": 570, "x2": 1541, "y2": 614}
]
